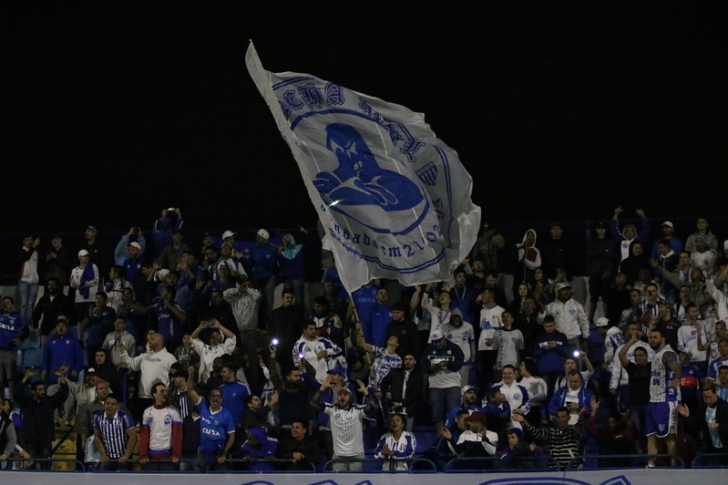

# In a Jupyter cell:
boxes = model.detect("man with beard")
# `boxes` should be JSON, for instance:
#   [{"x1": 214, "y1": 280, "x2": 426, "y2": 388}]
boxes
[
  {"x1": 379, "y1": 353, "x2": 422, "y2": 432},
  {"x1": 32, "y1": 278, "x2": 75, "y2": 335},
  {"x1": 15, "y1": 366, "x2": 68, "y2": 468},
  {"x1": 312, "y1": 376, "x2": 376, "y2": 471},
  {"x1": 645, "y1": 327, "x2": 682, "y2": 467}
]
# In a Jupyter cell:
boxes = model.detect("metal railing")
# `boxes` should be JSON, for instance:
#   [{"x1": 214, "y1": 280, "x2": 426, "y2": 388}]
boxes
[{"x1": 322, "y1": 457, "x2": 437, "y2": 473}]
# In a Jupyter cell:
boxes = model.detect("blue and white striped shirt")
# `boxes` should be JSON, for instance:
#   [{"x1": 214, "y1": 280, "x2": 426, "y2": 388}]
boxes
[{"x1": 93, "y1": 409, "x2": 135, "y2": 459}]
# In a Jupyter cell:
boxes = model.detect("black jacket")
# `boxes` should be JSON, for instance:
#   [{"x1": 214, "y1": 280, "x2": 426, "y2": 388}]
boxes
[
  {"x1": 15, "y1": 381, "x2": 69, "y2": 445},
  {"x1": 379, "y1": 367, "x2": 423, "y2": 416}
]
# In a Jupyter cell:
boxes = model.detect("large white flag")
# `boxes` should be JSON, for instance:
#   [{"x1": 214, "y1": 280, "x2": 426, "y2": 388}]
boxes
[{"x1": 246, "y1": 42, "x2": 481, "y2": 293}]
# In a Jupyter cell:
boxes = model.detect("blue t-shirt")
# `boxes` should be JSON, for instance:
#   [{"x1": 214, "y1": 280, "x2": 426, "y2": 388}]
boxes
[{"x1": 198, "y1": 398, "x2": 236, "y2": 445}]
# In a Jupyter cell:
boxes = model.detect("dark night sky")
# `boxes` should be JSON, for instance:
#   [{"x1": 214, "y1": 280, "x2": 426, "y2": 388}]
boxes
[{"x1": 3, "y1": 3, "x2": 727, "y2": 234}]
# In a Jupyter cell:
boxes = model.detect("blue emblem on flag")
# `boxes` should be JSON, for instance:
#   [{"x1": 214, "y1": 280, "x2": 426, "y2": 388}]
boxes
[
  {"x1": 313, "y1": 122, "x2": 428, "y2": 235},
  {"x1": 246, "y1": 42, "x2": 481, "y2": 293}
]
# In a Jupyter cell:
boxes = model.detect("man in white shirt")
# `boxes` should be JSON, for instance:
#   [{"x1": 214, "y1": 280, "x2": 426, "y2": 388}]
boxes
[
  {"x1": 542, "y1": 282, "x2": 589, "y2": 350},
  {"x1": 189, "y1": 318, "x2": 237, "y2": 384},
  {"x1": 117, "y1": 332, "x2": 177, "y2": 421}
]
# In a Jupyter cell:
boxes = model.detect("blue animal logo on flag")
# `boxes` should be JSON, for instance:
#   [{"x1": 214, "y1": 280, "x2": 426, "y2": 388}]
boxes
[
  {"x1": 246, "y1": 42, "x2": 481, "y2": 293},
  {"x1": 314, "y1": 122, "x2": 428, "y2": 235}
]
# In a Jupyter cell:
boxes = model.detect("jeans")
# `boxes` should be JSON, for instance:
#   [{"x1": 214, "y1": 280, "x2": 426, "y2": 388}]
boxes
[
  {"x1": 429, "y1": 386, "x2": 461, "y2": 423},
  {"x1": 18, "y1": 281, "x2": 38, "y2": 324}
]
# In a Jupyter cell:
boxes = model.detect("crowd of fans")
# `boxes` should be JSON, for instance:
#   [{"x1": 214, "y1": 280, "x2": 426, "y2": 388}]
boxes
[{"x1": 1, "y1": 207, "x2": 728, "y2": 472}]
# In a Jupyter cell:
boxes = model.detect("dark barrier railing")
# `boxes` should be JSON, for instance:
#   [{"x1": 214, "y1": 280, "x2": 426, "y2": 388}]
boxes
[
  {"x1": 322, "y1": 457, "x2": 437, "y2": 473},
  {"x1": 1, "y1": 457, "x2": 86, "y2": 471},
  {"x1": 568, "y1": 454, "x2": 686, "y2": 469},
  {"x1": 205, "y1": 458, "x2": 319, "y2": 473},
  {"x1": 691, "y1": 453, "x2": 728, "y2": 468},
  {"x1": 8, "y1": 453, "x2": 723, "y2": 473}
]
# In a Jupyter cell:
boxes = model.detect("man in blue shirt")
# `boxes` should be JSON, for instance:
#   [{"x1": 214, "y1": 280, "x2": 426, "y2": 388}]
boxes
[
  {"x1": 187, "y1": 377, "x2": 236, "y2": 472},
  {"x1": 0, "y1": 296, "x2": 27, "y2": 394}
]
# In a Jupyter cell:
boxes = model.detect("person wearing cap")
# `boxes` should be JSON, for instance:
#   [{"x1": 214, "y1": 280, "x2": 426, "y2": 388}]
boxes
[
  {"x1": 221, "y1": 229, "x2": 236, "y2": 248},
  {"x1": 422, "y1": 329, "x2": 464, "y2": 434},
  {"x1": 651, "y1": 220, "x2": 682, "y2": 261},
  {"x1": 312, "y1": 375, "x2": 376, "y2": 471},
  {"x1": 121, "y1": 240, "x2": 146, "y2": 286},
  {"x1": 251, "y1": 228, "x2": 278, "y2": 329},
  {"x1": 67, "y1": 366, "x2": 105, "y2": 419},
  {"x1": 443, "y1": 410, "x2": 498, "y2": 461},
  {"x1": 69, "y1": 248, "x2": 100, "y2": 319},
  {"x1": 374, "y1": 411, "x2": 416, "y2": 470},
  {"x1": 541, "y1": 281, "x2": 589, "y2": 351},
  {"x1": 80, "y1": 225, "x2": 111, "y2": 284},
  {"x1": 444, "y1": 385, "x2": 482, "y2": 429},
  {"x1": 114, "y1": 226, "x2": 147, "y2": 266}
]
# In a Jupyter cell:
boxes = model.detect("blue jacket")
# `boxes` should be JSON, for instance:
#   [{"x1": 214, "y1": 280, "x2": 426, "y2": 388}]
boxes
[
  {"x1": 548, "y1": 383, "x2": 594, "y2": 417},
  {"x1": 251, "y1": 243, "x2": 278, "y2": 280},
  {"x1": 533, "y1": 330, "x2": 570, "y2": 374},
  {"x1": 42, "y1": 332, "x2": 84, "y2": 382}
]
